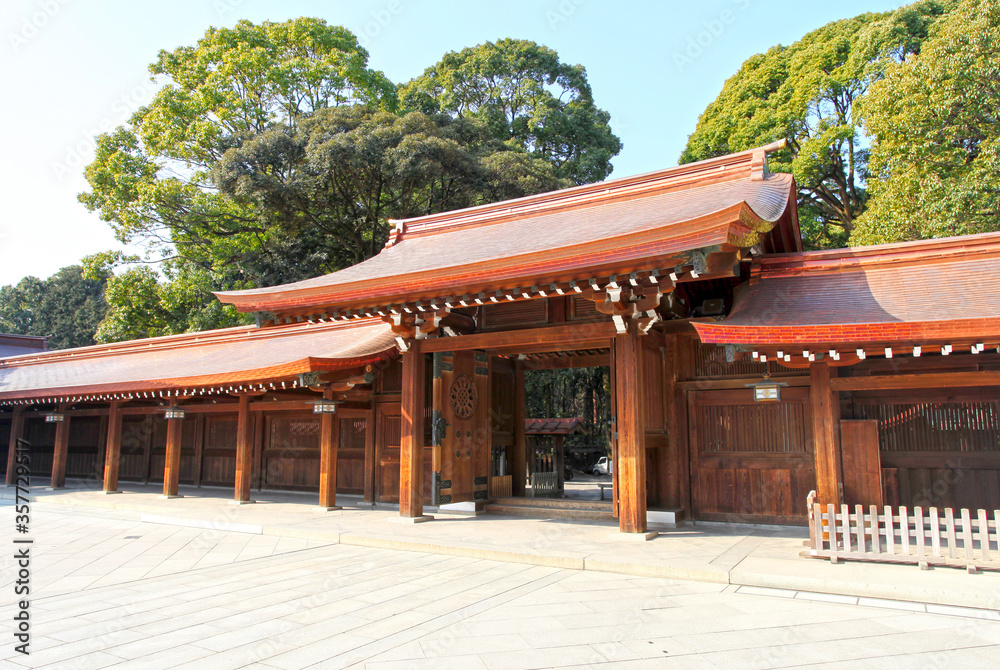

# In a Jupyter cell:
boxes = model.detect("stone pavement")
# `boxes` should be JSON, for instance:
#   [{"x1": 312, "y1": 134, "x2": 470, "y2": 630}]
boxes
[
  {"x1": 2, "y1": 501, "x2": 1000, "y2": 669},
  {"x1": 4, "y1": 480, "x2": 1000, "y2": 613}
]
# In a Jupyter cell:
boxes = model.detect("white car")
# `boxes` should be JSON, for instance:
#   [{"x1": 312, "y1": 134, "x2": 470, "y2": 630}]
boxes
[{"x1": 590, "y1": 457, "x2": 612, "y2": 475}]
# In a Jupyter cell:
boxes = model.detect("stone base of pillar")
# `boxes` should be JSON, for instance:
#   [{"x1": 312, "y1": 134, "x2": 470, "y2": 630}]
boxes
[
  {"x1": 102, "y1": 490, "x2": 123, "y2": 495},
  {"x1": 229, "y1": 500, "x2": 255, "y2": 506},
  {"x1": 158, "y1": 494, "x2": 184, "y2": 500},
  {"x1": 313, "y1": 506, "x2": 343, "y2": 512}
]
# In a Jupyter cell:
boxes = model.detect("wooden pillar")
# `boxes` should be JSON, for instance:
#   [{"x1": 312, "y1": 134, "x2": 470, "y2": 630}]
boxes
[
  {"x1": 614, "y1": 323, "x2": 647, "y2": 533},
  {"x1": 162, "y1": 409, "x2": 183, "y2": 497},
  {"x1": 234, "y1": 393, "x2": 253, "y2": 503},
  {"x1": 512, "y1": 362, "x2": 527, "y2": 496},
  {"x1": 399, "y1": 342, "x2": 426, "y2": 518},
  {"x1": 811, "y1": 362, "x2": 842, "y2": 506},
  {"x1": 318, "y1": 389, "x2": 341, "y2": 510},
  {"x1": 663, "y1": 334, "x2": 681, "y2": 509},
  {"x1": 5, "y1": 408, "x2": 24, "y2": 486},
  {"x1": 50, "y1": 404, "x2": 70, "y2": 489},
  {"x1": 102, "y1": 401, "x2": 123, "y2": 493},
  {"x1": 555, "y1": 435, "x2": 565, "y2": 494}
]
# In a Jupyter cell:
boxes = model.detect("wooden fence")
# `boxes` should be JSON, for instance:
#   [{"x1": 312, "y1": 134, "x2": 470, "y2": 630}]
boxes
[
  {"x1": 529, "y1": 472, "x2": 558, "y2": 498},
  {"x1": 489, "y1": 474, "x2": 512, "y2": 499},
  {"x1": 805, "y1": 491, "x2": 1000, "y2": 572}
]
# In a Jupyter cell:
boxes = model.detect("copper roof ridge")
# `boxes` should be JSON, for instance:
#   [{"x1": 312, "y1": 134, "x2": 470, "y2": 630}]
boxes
[
  {"x1": 385, "y1": 140, "x2": 787, "y2": 242},
  {"x1": 0, "y1": 317, "x2": 386, "y2": 369},
  {"x1": 756, "y1": 231, "x2": 1000, "y2": 277}
]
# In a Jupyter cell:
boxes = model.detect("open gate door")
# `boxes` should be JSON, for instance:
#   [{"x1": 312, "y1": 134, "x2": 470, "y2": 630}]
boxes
[{"x1": 432, "y1": 350, "x2": 490, "y2": 504}]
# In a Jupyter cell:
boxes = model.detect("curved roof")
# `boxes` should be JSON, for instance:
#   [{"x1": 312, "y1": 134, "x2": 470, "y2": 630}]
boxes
[
  {"x1": 216, "y1": 143, "x2": 798, "y2": 315},
  {"x1": 694, "y1": 232, "x2": 1000, "y2": 347},
  {"x1": 0, "y1": 318, "x2": 395, "y2": 402}
]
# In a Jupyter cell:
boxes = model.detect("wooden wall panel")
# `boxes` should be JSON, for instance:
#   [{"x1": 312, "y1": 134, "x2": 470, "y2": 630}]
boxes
[
  {"x1": 840, "y1": 420, "x2": 882, "y2": 507},
  {"x1": 65, "y1": 416, "x2": 102, "y2": 481},
  {"x1": 480, "y1": 300, "x2": 548, "y2": 330},
  {"x1": 201, "y1": 415, "x2": 237, "y2": 486},
  {"x1": 376, "y1": 403, "x2": 401, "y2": 503},
  {"x1": 0, "y1": 417, "x2": 10, "y2": 478},
  {"x1": 688, "y1": 387, "x2": 814, "y2": 524},
  {"x1": 853, "y1": 393, "x2": 1000, "y2": 510},
  {"x1": 262, "y1": 414, "x2": 320, "y2": 491},
  {"x1": 337, "y1": 413, "x2": 368, "y2": 495},
  {"x1": 25, "y1": 418, "x2": 55, "y2": 478},
  {"x1": 117, "y1": 416, "x2": 151, "y2": 481}
]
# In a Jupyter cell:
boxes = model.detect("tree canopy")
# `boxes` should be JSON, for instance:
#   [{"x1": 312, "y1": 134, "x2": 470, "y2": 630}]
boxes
[
  {"x1": 0, "y1": 266, "x2": 109, "y2": 350},
  {"x1": 679, "y1": 1, "x2": 953, "y2": 249},
  {"x1": 400, "y1": 38, "x2": 622, "y2": 185},
  {"x1": 852, "y1": 0, "x2": 1000, "y2": 245},
  {"x1": 77, "y1": 22, "x2": 615, "y2": 342}
]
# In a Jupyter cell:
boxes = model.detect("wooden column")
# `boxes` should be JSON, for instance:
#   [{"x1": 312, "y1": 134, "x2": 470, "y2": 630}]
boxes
[
  {"x1": 318, "y1": 389, "x2": 341, "y2": 510},
  {"x1": 162, "y1": 409, "x2": 183, "y2": 497},
  {"x1": 512, "y1": 362, "x2": 527, "y2": 496},
  {"x1": 614, "y1": 323, "x2": 647, "y2": 533},
  {"x1": 663, "y1": 334, "x2": 681, "y2": 508},
  {"x1": 234, "y1": 393, "x2": 253, "y2": 503},
  {"x1": 102, "y1": 401, "x2": 123, "y2": 493},
  {"x1": 810, "y1": 362, "x2": 842, "y2": 506},
  {"x1": 5, "y1": 408, "x2": 24, "y2": 486},
  {"x1": 555, "y1": 435, "x2": 565, "y2": 494},
  {"x1": 399, "y1": 343, "x2": 426, "y2": 518},
  {"x1": 50, "y1": 404, "x2": 70, "y2": 489}
]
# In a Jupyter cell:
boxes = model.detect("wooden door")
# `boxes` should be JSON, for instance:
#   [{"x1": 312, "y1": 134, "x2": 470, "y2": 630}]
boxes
[
  {"x1": 337, "y1": 409, "x2": 369, "y2": 495},
  {"x1": 437, "y1": 351, "x2": 490, "y2": 504},
  {"x1": 375, "y1": 402, "x2": 401, "y2": 502},
  {"x1": 840, "y1": 420, "x2": 883, "y2": 507},
  {"x1": 688, "y1": 387, "x2": 815, "y2": 524}
]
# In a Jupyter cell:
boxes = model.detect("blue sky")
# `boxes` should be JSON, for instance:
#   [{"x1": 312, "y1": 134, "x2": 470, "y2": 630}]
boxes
[{"x1": 0, "y1": 0, "x2": 908, "y2": 286}]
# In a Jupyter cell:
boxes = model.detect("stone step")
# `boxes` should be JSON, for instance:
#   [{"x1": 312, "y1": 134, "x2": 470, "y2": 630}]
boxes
[
  {"x1": 490, "y1": 497, "x2": 613, "y2": 511},
  {"x1": 484, "y1": 503, "x2": 615, "y2": 522}
]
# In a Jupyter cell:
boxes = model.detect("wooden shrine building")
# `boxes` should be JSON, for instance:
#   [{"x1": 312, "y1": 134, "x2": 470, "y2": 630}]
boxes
[{"x1": 3, "y1": 142, "x2": 1000, "y2": 533}]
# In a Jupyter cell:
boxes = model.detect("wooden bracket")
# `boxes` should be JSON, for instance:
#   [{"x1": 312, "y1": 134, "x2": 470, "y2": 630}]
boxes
[{"x1": 587, "y1": 282, "x2": 671, "y2": 335}]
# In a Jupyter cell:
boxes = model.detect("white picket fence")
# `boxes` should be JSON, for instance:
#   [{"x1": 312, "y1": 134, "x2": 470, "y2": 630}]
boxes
[{"x1": 806, "y1": 491, "x2": 1000, "y2": 572}]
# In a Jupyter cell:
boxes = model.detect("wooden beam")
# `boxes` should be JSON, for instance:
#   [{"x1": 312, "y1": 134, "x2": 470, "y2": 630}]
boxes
[
  {"x1": 102, "y1": 401, "x2": 123, "y2": 493},
  {"x1": 677, "y1": 376, "x2": 810, "y2": 391},
  {"x1": 512, "y1": 362, "x2": 527, "y2": 497},
  {"x1": 163, "y1": 410, "x2": 183, "y2": 497},
  {"x1": 520, "y1": 352, "x2": 610, "y2": 370},
  {"x1": 50, "y1": 403, "x2": 70, "y2": 488},
  {"x1": 420, "y1": 322, "x2": 616, "y2": 354},
  {"x1": 234, "y1": 394, "x2": 253, "y2": 502},
  {"x1": 614, "y1": 323, "x2": 647, "y2": 533},
  {"x1": 831, "y1": 370, "x2": 1000, "y2": 392},
  {"x1": 4, "y1": 408, "x2": 24, "y2": 486},
  {"x1": 399, "y1": 342, "x2": 426, "y2": 518},
  {"x1": 318, "y1": 389, "x2": 340, "y2": 509},
  {"x1": 810, "y1": 363, "x2": 842, "y2": 506}
]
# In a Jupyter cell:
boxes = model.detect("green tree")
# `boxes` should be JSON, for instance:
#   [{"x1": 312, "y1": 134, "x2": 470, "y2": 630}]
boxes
[
  {"x1": 680, "y1": 1, "x2": 952, "y2": 249},
  {"x1": 853, "y1": 0, "x2": 1000, "y2": 245},
  {"x1": 400, "y1": 38, "x2": 622, "y2": 185},
  {"x1": 0, "y1": 266, "x2": 109, "y2": 350},
  {"x1": 78, "y1": 18, "x2": 398, "y2": 337}
]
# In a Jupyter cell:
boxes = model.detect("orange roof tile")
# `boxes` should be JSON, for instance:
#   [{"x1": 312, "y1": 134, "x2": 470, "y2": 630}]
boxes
[
  {"x1": 694, "y1": 232, "x2": 1000, "y2": 347},
  {"x1": 216, "y1": 143, "x2": 797, "y2": 315},
  {"x1": 0, "y1": 318, "x2": 395, "y2": 401}
]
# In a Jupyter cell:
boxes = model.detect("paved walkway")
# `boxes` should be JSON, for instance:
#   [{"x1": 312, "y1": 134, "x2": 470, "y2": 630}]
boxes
[
  {"x1": 2, "y1": 501, "x2": 1000, "y2": 669},
  {"x1": 4, "y1": 480, "x2": 1000, "y2": 615}
]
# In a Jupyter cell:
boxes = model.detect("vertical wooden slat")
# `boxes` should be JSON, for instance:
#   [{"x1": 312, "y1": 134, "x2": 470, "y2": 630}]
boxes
[
  {"x1": 870, "y1": 505, "x2": 881, "y2": 555},
  {"x1": 945, "y1": 508, "x2": 957, "y2": 558},
  {"x1": 812, "y1": 503, "x2": 823, "y2": 551},
  {"x1": 828, "y1": 503, "x2": 839, "y2": 555},
  {"x1": 399, "y1": 343, "x2": 426, "y2": 518},
  {"x1": 978, "y1": 509, "x2": 990, "y2": 561},
  {"x1": 614, "y1": 322, "x2": 647, "y2": 534},
  {"x1": 930, "y1": 507, "x2": 941, "y2": 557},
  {"x1": 854, "y1": 504, "x2": 865, "y2": 553},
  {"x1": 884, "y1": 505, "x2": 895, "y2": 555},
  {"x1": 512, "y1": 362, "x2": 527, "y2": 498},
  {"x1": 234, "y1": 394, "x2": 252, "y2": 502},
  {"x1": 961, "y1": 508, "x2": 974, "y2": 560},
  {"x1": 841, "y1": 504, "x2": 851, "y2": 553},
  {"x1": 914, "y1": 507, "x2": 925, "y2": 558},
  {"x1": 900, "y1": 507, "x2": 910, "y2": 554},
  {"x1": 50, "y1": 404, "x2": 70, "y2": 488},
  {"x1": 192, "y1": 413, "x2": 204, "y2": 488},
  {"x1": 102, "y1": 402, "x2": 122, "y2": 493}
]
